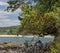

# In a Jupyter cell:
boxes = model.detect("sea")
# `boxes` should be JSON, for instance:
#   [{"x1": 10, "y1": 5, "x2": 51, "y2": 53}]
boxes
[{"x1": 0, "y1": 36, "x2": 54, "y2": 43}]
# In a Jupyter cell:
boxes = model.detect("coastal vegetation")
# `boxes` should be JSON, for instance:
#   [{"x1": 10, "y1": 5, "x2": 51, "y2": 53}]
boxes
[
  {"x1": 0, "y1": 0, "x2": 59, "y2": 53},
  {"x1": 7, "y1": 0, "x2": 60, "y2": 37},
  {"x1": 0, "y1": 26, "x2": 18, "y2": 35}
]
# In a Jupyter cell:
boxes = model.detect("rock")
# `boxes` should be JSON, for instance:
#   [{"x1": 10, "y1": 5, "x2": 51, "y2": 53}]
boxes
[
  {"x1": 0, "y1": 42, "x2": 51, "y2": 53},
  {"x1": 0, "y1": 50, "x2": 6, "y2": 53}
]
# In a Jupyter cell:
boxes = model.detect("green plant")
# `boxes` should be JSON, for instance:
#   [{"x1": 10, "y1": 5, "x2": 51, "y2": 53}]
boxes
[
  {"x1": 51, "y1": 42, "x2": 60, "y2": 53},
  {"x1": 24, "y1": 40, "x2": 29, "y2": 48}
]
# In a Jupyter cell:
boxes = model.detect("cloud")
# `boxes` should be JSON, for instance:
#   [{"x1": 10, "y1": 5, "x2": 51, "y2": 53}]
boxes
[
  {"x1": 0, "y1": 1, "x2": 21, "y2": 27},
  {"x1": 0, "y1": 19, "x2": 20, "y2": 27},
  {"x1": 0, "y1": 0, "x2": 8, "y2": 2},
  {"x1": 0, "y1": 17, "x2": 20, "y2": 27},
  {"x1": 0, "y1": 10, "x2": 20, "y2": 27},
  {"x1": 0, "y1": 1, "x2": 9, "y2": 6},
  {"x1": 0, "y1": 11, "x2": 8, "y2": 20}
]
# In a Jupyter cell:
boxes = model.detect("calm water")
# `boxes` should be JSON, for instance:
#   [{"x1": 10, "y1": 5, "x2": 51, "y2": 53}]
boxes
[{"x1": 0, "y1": 37, "x2": 54, "y2": 43}]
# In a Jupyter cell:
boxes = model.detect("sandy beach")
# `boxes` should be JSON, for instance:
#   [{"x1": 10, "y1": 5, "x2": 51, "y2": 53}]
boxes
[{"x1": 0, "y1": 35, "x2": 54, "y2": 38}]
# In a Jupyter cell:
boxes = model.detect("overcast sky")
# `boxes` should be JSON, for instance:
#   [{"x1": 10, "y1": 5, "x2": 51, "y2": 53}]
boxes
[{"x1": 0, "y1": 0, "x2": 21, "y2": 27}]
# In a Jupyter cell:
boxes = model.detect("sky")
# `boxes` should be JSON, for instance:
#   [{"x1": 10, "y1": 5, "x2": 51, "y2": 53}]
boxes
[{"x1": 0, "y1": 0, "x2": 21, "y2": 27}]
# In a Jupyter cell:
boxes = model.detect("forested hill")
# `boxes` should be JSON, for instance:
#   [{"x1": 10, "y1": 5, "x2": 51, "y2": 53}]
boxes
[
  {"x1": 0, "y1": 26, "x2": 18, "y2": 35},
  {"x1": 0, "y1": 26, "x2": 18, "y2": 29}
]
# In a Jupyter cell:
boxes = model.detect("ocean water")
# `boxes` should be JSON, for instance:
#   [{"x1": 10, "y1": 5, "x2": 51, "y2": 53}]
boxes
[{"x1": 0, "y1": 37, "x2": 54, "y2": 43}]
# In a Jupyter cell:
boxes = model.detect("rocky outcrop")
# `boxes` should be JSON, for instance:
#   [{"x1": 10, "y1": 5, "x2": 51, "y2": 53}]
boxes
[{"x1": 0, "y1": 41, "x2": 51, "y2": 53}]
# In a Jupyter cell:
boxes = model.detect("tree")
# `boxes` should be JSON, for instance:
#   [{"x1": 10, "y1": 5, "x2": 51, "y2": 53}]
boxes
[
  {"x1": 7, "y1": 29, "x2": 13, "y2": 35},
  {"x1": 7, "y1": 0, "x2": 60, "y2": 37},
  {"x1": 42, "y1": 12, "x2": 59, "y2": 37}
]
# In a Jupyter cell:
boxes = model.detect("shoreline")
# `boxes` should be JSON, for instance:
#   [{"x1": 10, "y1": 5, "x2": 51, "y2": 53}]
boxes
[
  {"x1": 0, "y1": 35, "x2": 54, "y2": 38},
  {"x1": 0, "y1": 35, "x2": 34, "y2": 37}
]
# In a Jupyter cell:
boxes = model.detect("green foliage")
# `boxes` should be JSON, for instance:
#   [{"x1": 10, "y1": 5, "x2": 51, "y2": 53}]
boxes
[
  {"x1": 42, "y1": 12, "x2": 59, "y2": 36},
  {"x1": 0, "y1": 26, "x2": 18, "y2": 35},
  {"x1": 7, "y1": 0, "x2": 60, "y2": 37},
  {"x1": 7, "y1": 0, "x2": 60, "y2": 12},
  {"x1": 51, "y1": 42, "x2": 60, "y2": 53},
  {"x1": 35, "y1": 0, "x2": 60, "y2": 12},
  {"x1": 7, "y1": 29, "x2": 17, "y2": 35},
  {"x1": 24, "y1": 40, "x2": 29, "y2": 48},
  {"x1": 7, "y1": 0, "x2": 24, "y2": 11},
  {"x1": 20, "y1": 5, "x2": 59, "y2": 36}
]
